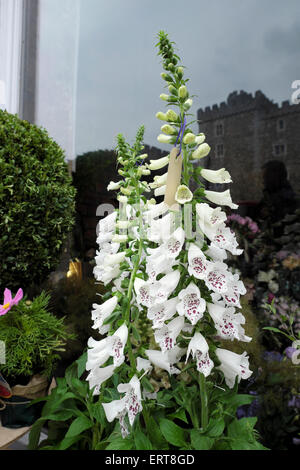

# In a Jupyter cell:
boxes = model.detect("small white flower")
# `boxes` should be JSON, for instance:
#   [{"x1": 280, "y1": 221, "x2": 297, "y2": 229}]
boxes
[
  {"x1": 145, "y1": 346, "x2": 186, "y2": 374},
  {"x1": 188, "y1": 243, "x2": 212, "y2": 280},
  {"x1": 103, "y1": 251, "x2": 126, "y2": 266},
  {"x1": 86, "y1": 364, "x2": 115, "y2": 396},
  {"x1": 196, "y1": 203, "x2": 227, "y2": 241},
  {"x1": 147, "y1": 156, "x2": 170, "y2": 170},
  {"x1": 154, "y1": 185, "x2": 166, "y2": 197},
  {"x1": 161, "y1": 124, "x2": 176, "y2": 135},
  {"x1": 183, "y1": 132, "x2": 196, "y2": 144},
  {"x1": 134, "y1": 270, "x2": 180, "y2": 308},
  {"x1": 200, "y1": 168, "x2": 232, "y2": 184},
  {"x1": 192, "y1": 143, "x2": 211, "y2": 159},
  {"x1": 207, "y1": 303, "x2": 251, "y2": 342},
  {"x1": 103, "y1": 375, "x2": 142, "y2": 435},
  {"x1": 98, "y1": 211, "x2": 117, "y2": 234},
  {"x1": 205, "y1": 189, "x2": 238, "y2": 210},
  {"x1": 111, "y1": 234, "x2": 128, "y2": 243},
  {"x1": 215, "y1": 348, "x2": 252, "y2": 388},
  {"x1": 176, "y1": 282, "x2": 206, "y2": 325},
  {"x1": 205, "y1": 262, "x2": 229, "y2": 294},
  {"x1": 175, "y1": 185, "x2": 193, "y2": 204},
  {"x1": 91, "y1": 296, "x2": 118, "y2": 333},
  {"x1": 157, "y1": 134, "x2": 173, "y2": 144},
  {"x1": 212, "y1": 226, "x2": 243, "y2": 256},
  {"x1": 149, "y1": 172, "x2": 168, "y2": 189},
  {"x1": 186, "y1": 332, "x2": 214, "y2": 377},
  {"x1": 136, "y1": 357, "x2": 152, "y2": 372},
  {"x1": 86, "y1": 323, "x2": 128, "y2": 370},
  {"x1": 147, "y1": 297, "x2": 178, "y2": 329},
  {"x1": 107, "y1": 181, "x2": 122, "y2": 191},
  {"x1": 154, "y1": 316, "x2": 185, "y2": 352},
  {"x1": 206, "y1": 243, "x2": 227, "y2": 262}
]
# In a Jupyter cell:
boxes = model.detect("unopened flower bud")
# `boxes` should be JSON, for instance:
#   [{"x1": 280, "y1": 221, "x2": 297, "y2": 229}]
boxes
[
  {"x1": 120, "y1": 186, "x2": 133, "y2": 195},
  {"x1": 183, "y1": 98, "x2": 193, "y2": 111},
  {"x1": 195, "y1": 133, "x2": 205, "y2": 145},
  {"x1": 183, "y1": 132, "x2": 196, "y2": 144},
  {"x1": 192, "y1": 143, "x2": 211, "y2": 159},
  {"x1": 161, "y1": 124, "x2": 176, "y2": 135},
  {"x1": 156, "y1": 111, "x2": 167, "y2": 121},
  {"x1": 157, "y1": 134, "x2": 173, "y2": 144},
  {"x1": 178, "y1": 85, "x2": 188, "y2": 99},
  {"x1": 118, "y1": 169, "x2": 125, "y2": 176},
  {"x1": 168, "y1": 85, "x2": 177, "y2": 95},
  {"x1": 160, "y1": 94, "x2": 169, "y2": 101},
  {"x1": 117, "y1": 195, "x2": 128, "y2": 203},
  {"x1": 166, "y1": 109, "x2": 179, "y2": 122},
  {"x1": 176, "y1": 67, "x2": 184, "y2": 79}
]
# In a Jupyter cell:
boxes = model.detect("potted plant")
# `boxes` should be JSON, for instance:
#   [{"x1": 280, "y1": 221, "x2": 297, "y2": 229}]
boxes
[{"x1": 0, "y1": 288, "x2": 74, "y2": 428}]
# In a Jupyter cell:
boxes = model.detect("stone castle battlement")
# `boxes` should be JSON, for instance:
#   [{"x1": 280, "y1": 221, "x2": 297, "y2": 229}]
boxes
[{"x1": 197, "y1": 90, "x2": 300, "y2": 121}]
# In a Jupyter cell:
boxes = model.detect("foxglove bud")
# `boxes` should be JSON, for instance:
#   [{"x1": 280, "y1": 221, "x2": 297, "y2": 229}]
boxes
[
  {"x1": 168, "y1": 85, "x2": 177, "y2": 95},
  {"x1": 183, "y1": 132, "x2": 196, "y2": 144},
  {"x1": 156, "y1": 111, "x2": 167, "y2": 121},
  {"x1": 161, "y1": 124, "x2": 176, "y2": 135},
  {"x1": 192, "y1": 143, "x2": 211, "y2": 159},
  {"x1": 160, "y1": 94, "x2": 169, "y2": 101},
  {"x1": 195, "y1": 133, "x2": 205, "y2": 145},
  {"x1": 166, "y1": 109, "x2": 179, "y2": 122},
  {"x1": 157, "y1": 134, "x2": 173, "y2": 144},
  {"x1": 176, "y1": 67, "x2": 184, "y2": 79},
  {"x1": 183, "y1": 98, "x2": 193, "y2": 111},
  {"x1": 178, "y1": 85, "x2": 188, "y2": 99}
]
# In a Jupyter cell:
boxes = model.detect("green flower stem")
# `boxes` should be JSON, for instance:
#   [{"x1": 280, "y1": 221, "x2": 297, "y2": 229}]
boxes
[
  {"x1": 125, "y1": 240, "x2": 143, "y2": 370},
  {"x1": 199, "y1": 372, "x2": 208, "y2": 429}
]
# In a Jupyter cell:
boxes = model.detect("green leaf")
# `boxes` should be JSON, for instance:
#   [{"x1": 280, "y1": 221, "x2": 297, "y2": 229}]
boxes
[
  {"x1": 190, "y1": 430, "x2": 214, "y2": 450},
  {"x1": 141, "y1": 376, "x2": 155, "y2": 393},
  {"x1": 76, "y1": 352, "x2": 87, "y2": 378},
  {"x1": 134, "y1": 431, "x2": 153, "y2": 450},
  {"x1": 228, "y1": 417, "x2": 257, "y2": 440},
  {"x1": 106, "y1": 437, "x2": 134, "y2": 450},
  {"x1": 131, "y1": 324, "x2": 141, "y2": 342},
  {"x1": 262, "y1": 327, "x2": 294, "y2": 341},
  {"x1": 145, "y1": 416, "x2": 167, "y2": 450},
  {"x1": 159, "y1": 418, "x2": 186, "y2": 448},
  {"x1": 229, "y1": 438, "x2": 268, "y2": 450},
  {"x1": 168, "y1": 408, "x2": 188, "y2": 424},
  {"x1": 28, "y1": 418, "x2": 46, "y2": 450},
  {"x1": 65, "y1": 416, "x2": 93, "y2": 438},
  {"x1": 206, "y1": 418, "x2": 225, "y2": 438},
  {"x1": 58, "y1": 435, "x2": 82, "y2": 450}
]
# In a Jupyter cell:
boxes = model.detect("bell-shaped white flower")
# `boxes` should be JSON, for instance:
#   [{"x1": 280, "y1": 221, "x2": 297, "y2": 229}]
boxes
[
  {"x1": 146, "y1": 211, "x2": 176, "y2": 243},
  {"x1": 215, "y1": 348, "x2": 252, "y2": 388},
  {"x1": 107, "y1": 181, "x2": 122, "y2": 191},
  {"x1": 149, "y1": 172, "x2": 168, "y2": 189},
  {"x1": 134, "y1": 270, "x2": 180, "y2": 308},
  {"x1": 205, "y1": 189, "x2": 238, "y2": 210},
  {"x1": 207, "y1": 303, "x2": 251, "y2": 342},
  {"x1": 196, "y1": 203, "x2": 227, "y2": 241},
  {"x1": 175, "y1": 185, "x2": 193, "y2": 204},
  {"x1": 154, "y1": 185, "x2": 166, "y2": 197},
  {"x1": 98, "y1": 211, "x2": 117, "y2": 234},
  {"x1": 162, "y1": 226, "x2": 185, "y2": 259},
  {"x1": 222, "y1": 273, "x2": 247, "y2": 308},
  {"x1": 136, "y1": 357, "x2": 152, "y2": 372},
  {"x1": 205, "y1": 262, "x2": 229, "y2": 294},
  {"x1": 86, "y1": 323, "x2": 128, "y2": 370},
  {"x1": 147, "y1": 297, "x2": 178, "y2": 329},
  {"x1": 192, "y1": 143, "x2": 211, "y2": 159},
  {"x1": 161, "y1": 124, "x2": 177, "y2": 135},
  {"x1": 86, "y1": 364, "x2": 115, "y2": 396},
  {"x1": 200, "y1": 168, "x2": 232, "y2": 184},
  {"x1": 188, "y1": 243, "x2": 212, "y2": 280},
  {"x1": 91, "y1": 296, "x2": 118, "y2": 333},
  {"x1": 145, "y1": 345, "x2": 186, "y2": 374},
  {"x1": 176, "y1": 282, "x2": 206, "y2": 325},
  {"x1": 211, "y1": 226, "x2": 243, "y2": 256},
  {"x1": 103, "y1": 375, "x2": 142, "y2": 435},
  {"x1": 147, "y1": 156, "x2": 170, "y2": 170},
  {"x1": 206, "y1": 243, "x2": 227, "y2": 262},
  {"x1": 103, "y1": 251, "x2": 126, "y2": 267},
  {"x1": 186, "y1": 332, "x2": 214, "y2": 377},
  {"x1": 111, "y1": 234, "x2": 128, "y2": 244},
  {"x1": 154, "y1": 316, "x2": 184, "y2": 352}
]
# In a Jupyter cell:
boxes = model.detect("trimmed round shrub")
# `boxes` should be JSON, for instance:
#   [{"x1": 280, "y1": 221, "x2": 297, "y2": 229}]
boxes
[{"x1": 0, "y1": 110, "x2": 76, "y2": 290}]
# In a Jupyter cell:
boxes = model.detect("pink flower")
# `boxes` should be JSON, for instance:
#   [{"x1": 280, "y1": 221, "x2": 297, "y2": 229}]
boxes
[{"x1": 0, "y1": 288, "x2": 23, "y2": 316}]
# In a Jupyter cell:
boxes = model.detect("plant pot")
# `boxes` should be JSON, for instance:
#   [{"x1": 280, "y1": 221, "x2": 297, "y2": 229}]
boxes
[{"x1": 0, "y1": 374, "x2": 50, "y2": 429}]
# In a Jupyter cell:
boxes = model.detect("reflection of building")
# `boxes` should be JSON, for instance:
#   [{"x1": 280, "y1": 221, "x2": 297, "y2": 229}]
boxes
[
  {"x1": 0, "y1": 0, "x2": 80, "y2": 166},
  {"x1": 197, "y1": 90, "x2": 300, "y2": 201}
]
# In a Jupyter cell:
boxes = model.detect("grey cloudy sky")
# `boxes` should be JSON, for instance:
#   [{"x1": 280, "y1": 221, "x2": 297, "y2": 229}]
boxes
[{"x1": 75, "y1": 0, "x2": 300, "y2": 156}]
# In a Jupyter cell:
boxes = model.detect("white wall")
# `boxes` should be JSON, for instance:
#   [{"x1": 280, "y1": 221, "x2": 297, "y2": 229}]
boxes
[
  {"x1": 35, "y1": 0, "x2": 80, "y2": 162},
  {"x1": 0, "y1": 0, "x2": 24, "y2": 113}
]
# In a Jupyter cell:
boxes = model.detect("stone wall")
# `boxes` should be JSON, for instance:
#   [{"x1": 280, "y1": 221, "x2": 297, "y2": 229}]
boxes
[{"x1": 197, "y1": 90, "x2": 300, "y2": 202}]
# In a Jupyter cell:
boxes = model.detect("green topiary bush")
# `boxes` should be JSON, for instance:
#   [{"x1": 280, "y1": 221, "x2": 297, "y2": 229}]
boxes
[{"x1": 0, "y1": 110, "x2": 76, "y2": 290}]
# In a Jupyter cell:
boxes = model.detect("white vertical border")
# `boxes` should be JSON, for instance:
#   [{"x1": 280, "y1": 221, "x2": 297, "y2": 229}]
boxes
[{"x1": 0, "y1": 0, "x2": 24, "y2": 113}]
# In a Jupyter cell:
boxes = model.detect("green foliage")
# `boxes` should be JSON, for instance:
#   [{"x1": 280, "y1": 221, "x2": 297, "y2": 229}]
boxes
[
  {"x1": 47, "y1": 277, "x2": 107, "y2": 363},
  {"x1": 0, "y1": 292, "x2": 74, "y2": 380},
  {"x1": 29, "y1": 357, "x2": 267, "y2": 450},
  {"x1": 0, "y1": 110, "x2": 76, "y2": 290}
]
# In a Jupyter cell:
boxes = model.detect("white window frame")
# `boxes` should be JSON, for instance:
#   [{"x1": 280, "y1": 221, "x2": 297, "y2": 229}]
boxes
[{"x1": 0, "y1": 0, "x2": 24, "y2": 113}]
